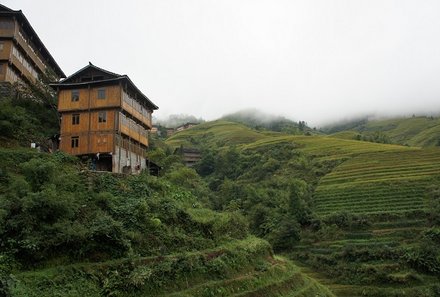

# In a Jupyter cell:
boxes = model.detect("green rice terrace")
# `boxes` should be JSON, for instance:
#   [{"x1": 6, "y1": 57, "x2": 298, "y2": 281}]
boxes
[
  {"x1": 10, "y1": 236, "x2": 334, "y2": 297},
  {"x1": 166, "y1": 120, "x2": 440, "y2": 296},
  {"x1": 326, "y1": 115, "x2": 440, "y2": 147}
]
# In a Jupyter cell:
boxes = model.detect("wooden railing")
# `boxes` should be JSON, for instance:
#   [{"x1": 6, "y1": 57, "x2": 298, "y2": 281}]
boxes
[
  {"x1": 119, "y1": 112, "x2": 148, "y2": 147},
  {"x1": 15, "y1": 29, "x2": 46, "y2": 73},
  {"x1": 122, "y1": 92, "x2": 153, "y2": 128}
]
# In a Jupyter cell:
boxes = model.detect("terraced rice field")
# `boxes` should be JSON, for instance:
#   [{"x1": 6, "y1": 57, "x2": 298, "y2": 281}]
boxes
[
  {"x1": 13, "y1": 236, "x2": 334, "y2": 297},
  {"x1": 296, "y1": 147, "x2": 440, "y2": 296},
  {"x1": 166, "y1": 257, "x2": 335, "y2": 297},
  {"x1": 314, "y1": 148, "x2": 440, "y2": 215},
  {"x1": 242, "y1": 135, "x2": 413, "y2": 159},
  {"x1": 292, "y1": 215, "x2": 438, "y2": 296},
  {"x1": 292, "y1": 135, "x2": 415, "y2": 160}
]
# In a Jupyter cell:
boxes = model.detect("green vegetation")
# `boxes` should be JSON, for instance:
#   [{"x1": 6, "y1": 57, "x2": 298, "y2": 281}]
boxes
[
  {"x1": 0, "y1": 75, "x2": 60, "y2": 148},
  {"x1": 324, "y1": 115, "x2": 440, "y2": 147},
  {"x1": 2, "y1": 82, "x2": 440, "y2": 296},
  {"x1": 0, "y1": 146, "x2": 334, "y2": 296},
  {"x1": 314, "y1": 149, "x2": 440, "y2": 215},
  {"x1": 166, "y1": 120, "x2": 440, "y2": 296},
  {"x1": 166, "y1": 120, "x2": 268, "y2": 149}
]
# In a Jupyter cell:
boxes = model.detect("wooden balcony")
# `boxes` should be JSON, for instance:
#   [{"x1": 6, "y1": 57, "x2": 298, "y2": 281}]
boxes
[
  {"x1": 122, "y1": 93, "x2": 153, "y2": 129},
  {"x1": 119, "y1": 113, "x2": 149, "y2": 147},
  {"x1": 10, "y1": 54, "x2": 36, "y2": 82},
  {"x1": 15, "y1": 29, "x2": 46, "y2": 74}
]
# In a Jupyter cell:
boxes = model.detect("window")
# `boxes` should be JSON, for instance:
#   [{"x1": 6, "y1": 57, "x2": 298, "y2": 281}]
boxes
[
  {"x1": 98, "y1": 111, "x2": 107, "y2": 123},
  {"x1": 71, "y1": 136, "x2": 79, "y2": 148},
  {"x1": 72, "y1": 113, "x2": 80, "y2": 125},
  {"x1": 0, "y1": 21, "x2": 13, "y2": 30},
  {"x1": 71, "y1": 90, "x2": 79, "y2": 102},
  {"x1": 97, "y1": 88, "x2": 106, "y2": 99}
]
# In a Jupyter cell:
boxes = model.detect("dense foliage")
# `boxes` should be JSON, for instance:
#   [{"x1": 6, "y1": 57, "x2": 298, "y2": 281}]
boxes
[
  {"x1": 166, "y1": 120, "x2": 440, "y2": 296},
  {"x1": 193, "y1": 142, "x2": 336, "y2": 251},
  {"x1": 0, "y1": 148, "x2": 252, "y2": 295},
  {"x1": 0, "y1": 80, "x2": 59, "y2": 148}
]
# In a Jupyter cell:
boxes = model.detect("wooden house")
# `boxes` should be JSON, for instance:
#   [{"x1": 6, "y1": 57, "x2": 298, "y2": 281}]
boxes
[
  {"x1": 166, "y1": 128, "x2": 175, "y2": 137},
  {"x1": 175, "y1": 146, "x2": 202, "y2": 167},
  {"x1": 176, "y1": 122, "x2": 199, "y2": 132},
  {"x1": 151, "y1": 125, "x2": 159, "y2": 134},
  {"x1": 52, "y1": 63, "x2": 158, "y2": 174},
  {"x1": 0, "y1": 4, "x2": 65, "y2": 89}
]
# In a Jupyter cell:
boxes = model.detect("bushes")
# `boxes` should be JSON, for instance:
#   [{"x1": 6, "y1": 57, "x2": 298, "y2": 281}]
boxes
[
  {"x1": 193, "y1": 141, "x2": 320, "y2": 251},
  {"x1": 322, "y1": 212, "x2": 371, "y2": 230},
  {"x1": 10, "y1": 237, "x2": 271, "y2": 297},
  {"x1": 402, "y1": 245, "x2": 440, "y2": 275},
  {"x1": 269, "y1": 216, "x2": 301, "y2": 251},
  {"x1": 423, "y1": 228, "x2": 440, "y2": 244},
  {"x1": 0, "y1": 149, "x2": 252, "y2": 270}
]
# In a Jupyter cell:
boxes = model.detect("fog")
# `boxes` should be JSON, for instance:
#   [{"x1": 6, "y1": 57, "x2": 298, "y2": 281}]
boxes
[{"x1": 6, "y1": 0, "x2": 440, "y2": 126}]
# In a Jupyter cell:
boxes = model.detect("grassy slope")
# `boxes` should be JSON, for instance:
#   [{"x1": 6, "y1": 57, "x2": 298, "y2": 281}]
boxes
[
  {"x1": 166, "y1": 120, "x2": 267, "y2": 149},
  {"x1": 11, "y1": 237, "x2": 334, "y2": 297},
  {"x1": 0, "y1": 146, "x2": 333, "y2": 297},
  {"x1": 166, "y1": 121, "x2": 440, "y2": 296},
  {"x1": 328, "y1": 116, "x2": 440, "y2": 147},
  {"x1": 168, "y1": 120, "x2": 413, "y2": 158}
]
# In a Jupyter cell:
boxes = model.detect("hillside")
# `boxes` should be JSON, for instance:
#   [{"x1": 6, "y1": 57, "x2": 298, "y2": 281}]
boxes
[
  {"x1": 0, "y1": 83, "x2": 338, "y2": 296},
  {"x1": 220, "y1": 109, "x2": 309, "y2": 134},
  {"x1": 166, "y1": 120, "x2": 268, "y2": 149},
  {"x1": 325, "y1": 116, "x2": 440, "y2": 147},
  {"x1": 166, "y1": 121, "x2": 440, "y2": 296},
  {"x1": 0, "y1": 148, "x2": 333, "y2": 296},
  {"x1": 2, "y1": 86, "x2": 440, "y2": 296}
]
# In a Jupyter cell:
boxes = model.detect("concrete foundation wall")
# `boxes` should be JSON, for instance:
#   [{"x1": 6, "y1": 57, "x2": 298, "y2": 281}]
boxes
[{"x1": 113, "y1": 145, "x2": 146, "y2": 174}]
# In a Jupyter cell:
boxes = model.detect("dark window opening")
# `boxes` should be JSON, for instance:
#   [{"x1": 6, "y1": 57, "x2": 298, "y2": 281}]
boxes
[
  {"x1": 71, "y1": 90, "x2": 79, "y2": 102},
  {"x1": 71, "y1": 136, "x2": 79, "y2": 148},
  {"x1": 72, "y1": 113, "x2": 80, "y2": 125},
  {"x1": 98, "y1": 111, "x2": 107, "y2": 123},
  {"x1": 98, "y1": 88, "x2": 106, "y2": 99}
]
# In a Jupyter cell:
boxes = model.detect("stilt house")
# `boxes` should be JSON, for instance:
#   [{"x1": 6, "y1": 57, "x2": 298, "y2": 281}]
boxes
[{"x1": 52, "y1": 63, "x2": 158, "y2": 174}]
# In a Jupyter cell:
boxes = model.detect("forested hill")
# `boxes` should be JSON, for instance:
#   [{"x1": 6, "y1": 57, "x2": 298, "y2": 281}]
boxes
[
  {"x1": 166, "y1": 120, "x2": 440, "y2": 296},
  {"x1": 322, "y1": 115, "x2": 440, "y2": 147}
]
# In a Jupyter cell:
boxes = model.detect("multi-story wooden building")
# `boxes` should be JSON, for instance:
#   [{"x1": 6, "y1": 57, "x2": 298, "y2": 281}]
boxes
[
  {"x1": 52, "y1": 63, "x2": 158, "y2": 174},
  {"x1": 0, "y1": 4, "x2": 65, "y2": 88}
]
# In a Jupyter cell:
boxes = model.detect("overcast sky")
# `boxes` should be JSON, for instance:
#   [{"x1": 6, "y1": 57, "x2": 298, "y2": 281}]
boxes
[{"x1": 6, "y1": 0, "x2": 440, "y2": 126}]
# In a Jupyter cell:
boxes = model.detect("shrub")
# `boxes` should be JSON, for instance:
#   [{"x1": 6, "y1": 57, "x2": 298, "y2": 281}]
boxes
[{"x1": 20, "y1": 158, "x2": 56, "y2": 191}]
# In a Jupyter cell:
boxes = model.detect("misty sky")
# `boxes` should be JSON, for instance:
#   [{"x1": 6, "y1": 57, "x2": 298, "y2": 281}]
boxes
[{"x1": 6, "y1": 0, "x2": 440, "y2": 126}]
